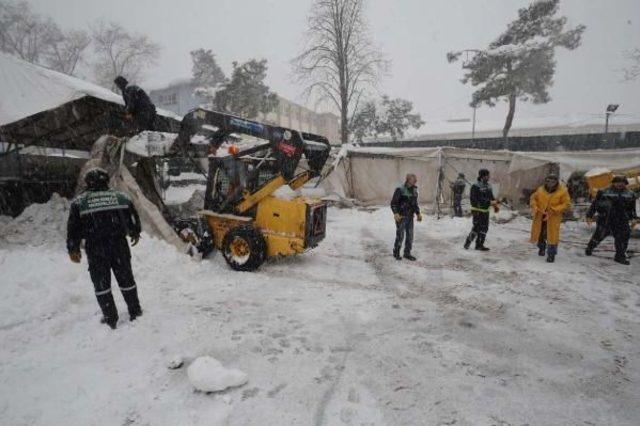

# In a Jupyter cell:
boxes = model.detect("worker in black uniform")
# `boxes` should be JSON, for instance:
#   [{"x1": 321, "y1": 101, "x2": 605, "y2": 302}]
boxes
[
  {"x1": 391, "y1": 173, "x2": 422, "y2": 261},
  {"x1": 585, "y1": 176, "x2": 638, "y2": 265},
  {"x1": 464, "y1": 169, "x2": 499, "y2": 251},
  {"x1": 451, "y1": 173, "x2": 466, "y2": 217},
  {"x1": 114, "y1": 76, "x2": 157, "y2": 131},
  {"x1": 67, "y1": 168, "x2": 143, "y2": 329}
]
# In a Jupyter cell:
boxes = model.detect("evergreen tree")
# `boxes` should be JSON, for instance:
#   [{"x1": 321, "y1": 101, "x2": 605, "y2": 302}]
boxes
[
  {"x1": 214, "y1": 59, "x2": 278, "y2": 119},
  {"x1": 350, "y1": 95, "x2": 424, "y2": 142},
  {"x1": 447, "y1": 0, "x2": 585, "y2": 143}
]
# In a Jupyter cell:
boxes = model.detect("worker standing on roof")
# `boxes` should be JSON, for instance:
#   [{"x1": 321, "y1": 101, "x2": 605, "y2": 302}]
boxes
[
  {"x1": 464, "y1": 169, "x2": 499, "y2": 251},
  {"x1": 114, "y1": 76, "x2": 157, "y2": 132},
  {"x1": 391, "y1": 173, "x2": 422, "y2": 261},
  {"x1": 585, "y1": 176, "x2": 638, "y2": 265},
  {"x1": 67, "y1": 168, "x2": 143, "y2": 329},
  {"x1": 451, "y1": 173, "x2": 466, "y2": 217},
  {"x1": 529, "y1": 174, "x2": 571, "y2": 263}
]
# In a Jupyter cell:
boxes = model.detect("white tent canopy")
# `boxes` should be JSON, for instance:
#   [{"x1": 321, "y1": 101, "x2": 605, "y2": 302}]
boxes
[
  {"x1": 322, "y1": 145, "x2": 640, "y2": 208},
  {"x1": 0, "y1": 52, "x2": 180, "y2": 127}
]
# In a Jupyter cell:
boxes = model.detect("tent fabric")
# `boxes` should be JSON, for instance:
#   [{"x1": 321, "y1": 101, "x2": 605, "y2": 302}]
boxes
[
  {"x1": 0, "y1": 52, "x2": 180, "y2": 127},
  {"x1": 322, "y1": 145, "x2": 640, "y2": 208}
]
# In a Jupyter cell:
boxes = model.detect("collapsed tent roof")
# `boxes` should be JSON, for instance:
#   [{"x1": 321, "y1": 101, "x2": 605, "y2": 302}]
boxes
[{"x1": 0, "y1": 53, "x2": 181, "y2": 150}]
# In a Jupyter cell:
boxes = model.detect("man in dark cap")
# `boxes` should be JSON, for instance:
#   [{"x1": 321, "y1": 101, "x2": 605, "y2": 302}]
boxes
[
  {"x1": 451, "y1": 173, "x2": 466, "y2": 217},
  {"x1": 464, "y1": 169, "x2": 499, "y2": 251},
  {"x1": 67, "y1": 168, "x2": 143, "y2": 329},
  {"x1": 585, "y1": 175, "x2": 638, "y2": 265},
  {"x1": 114, "y1": 76, "x2": 157, "y2": 132}
]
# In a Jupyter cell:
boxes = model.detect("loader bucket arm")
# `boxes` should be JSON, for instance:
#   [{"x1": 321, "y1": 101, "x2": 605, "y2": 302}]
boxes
[{"x1": 176, "y1": 108, "x2": 332, "y2": 213}]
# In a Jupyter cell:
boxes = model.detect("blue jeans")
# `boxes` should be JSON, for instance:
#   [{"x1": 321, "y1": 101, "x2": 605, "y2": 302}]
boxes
[{"x1": 394, "y1": 217, "x2": 414, "y2": 255}]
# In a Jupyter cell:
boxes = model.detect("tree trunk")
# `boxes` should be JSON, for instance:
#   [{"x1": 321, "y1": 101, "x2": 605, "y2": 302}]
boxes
[
  {"x1": 503, "y1": 93, "x2": 516, "y2": 149},
  {"x1": 340, "y1": 97, "x2": 349, "y2": 145}
]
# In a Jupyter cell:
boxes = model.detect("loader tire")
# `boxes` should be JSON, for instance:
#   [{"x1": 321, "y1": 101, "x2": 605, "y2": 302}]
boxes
[{"x1": 222, "y1": 226, "x2": 266, "y2": 271}]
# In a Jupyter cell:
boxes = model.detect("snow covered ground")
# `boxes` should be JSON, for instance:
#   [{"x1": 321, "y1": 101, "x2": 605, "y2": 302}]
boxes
[{"x1": 1, "y1": 202, "x2": 639, "y2": 425}]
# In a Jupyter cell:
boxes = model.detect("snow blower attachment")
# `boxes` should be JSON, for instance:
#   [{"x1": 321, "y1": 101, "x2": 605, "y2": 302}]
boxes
[{"x1": 174, "y1": 108, "x2": 331, "y2": 271}]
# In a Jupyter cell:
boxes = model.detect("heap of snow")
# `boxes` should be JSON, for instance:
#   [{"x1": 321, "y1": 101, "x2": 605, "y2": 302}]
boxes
[
  {"x1": 187, "y1": 356, "x2": 248, "y2": 393},
  {"x1": 492, "y1": 206, "x2": 518, "y2": 224},
  {"x1": 0, "y1": 194, "x2": 69, "y2": 245}
]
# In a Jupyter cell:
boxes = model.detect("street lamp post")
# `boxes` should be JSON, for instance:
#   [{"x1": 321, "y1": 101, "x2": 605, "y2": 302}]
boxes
[{"x1": 605, "y1": 104, "x2": 619, "y2": 139}]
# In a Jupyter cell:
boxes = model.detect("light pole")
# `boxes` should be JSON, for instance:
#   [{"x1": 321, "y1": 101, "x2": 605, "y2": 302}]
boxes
[
  {"x1": 471, "y1": 106, "x2": 477, "y2": 140},
  {"x1": 605, "y1": 104, "x2": 619, "y2": 136}
]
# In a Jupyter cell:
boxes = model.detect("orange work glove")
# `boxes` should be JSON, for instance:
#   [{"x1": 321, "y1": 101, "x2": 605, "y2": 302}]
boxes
[
  {"x1": 394, "y1": 213, "x2": 402, "y2": 222},
  {"x1": 69, "y1": 251, "x2": 81, "y2": 263}
]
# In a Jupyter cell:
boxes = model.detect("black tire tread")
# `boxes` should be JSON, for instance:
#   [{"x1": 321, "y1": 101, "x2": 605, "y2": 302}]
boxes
[{"x1": 222, "y1": 225, "x2": 267, "y2": 271}]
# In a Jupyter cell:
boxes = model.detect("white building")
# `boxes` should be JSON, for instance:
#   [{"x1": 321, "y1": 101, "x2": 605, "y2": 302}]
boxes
[{"x1": 150, "y1": 80, "x2": 341, "y2": 144}]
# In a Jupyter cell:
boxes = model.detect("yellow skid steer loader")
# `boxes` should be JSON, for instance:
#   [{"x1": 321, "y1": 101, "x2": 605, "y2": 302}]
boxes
[{"x1": 173, "y1": 108, "x2": 331, "y2": 271}]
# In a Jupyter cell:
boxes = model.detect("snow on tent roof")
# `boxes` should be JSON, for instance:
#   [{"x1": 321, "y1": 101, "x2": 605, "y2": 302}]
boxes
[{"x1": 0, "y1": 52, "x2": 180, "y2": 126}]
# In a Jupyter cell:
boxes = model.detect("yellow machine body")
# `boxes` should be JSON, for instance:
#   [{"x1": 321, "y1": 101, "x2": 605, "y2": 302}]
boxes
[
  {"x1": 201, "y1": 195, "x2": 327, "y2": 259},
  {"x1": 587, "y1": 168, "x2": 640, "y2": 198}
]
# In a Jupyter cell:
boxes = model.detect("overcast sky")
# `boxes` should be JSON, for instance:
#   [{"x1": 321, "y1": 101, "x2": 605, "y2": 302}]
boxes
[{"x1": 26, "y1": 0, "x2": 640, "y2": 128}]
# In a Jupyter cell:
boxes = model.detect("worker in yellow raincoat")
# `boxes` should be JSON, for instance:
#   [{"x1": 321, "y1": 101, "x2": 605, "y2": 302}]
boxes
[{"x1": 530, "y1": 174, "x2": 572, "y2": 263}]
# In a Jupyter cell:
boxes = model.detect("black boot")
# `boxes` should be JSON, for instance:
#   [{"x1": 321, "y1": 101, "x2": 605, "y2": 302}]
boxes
[
  {"x1": 463, "y1": 232, "x2": 475, "y2": 250},
  {"x1": 129, "y1": 308, "x2": 143, "y2": 321},
  {"x1": 121, "y1": 287, "x2": 142, "y2": 321},
  {"x1": 475, "y1": 234, "x2": 489, "y2": 251},
  {"x1": 585, "y1": 241, "x2": 595, "y2": 256},
  {"x1": 403, "y1": 253, "x2": 417, "y2": 261},
  {"x1": 96, "y1": 292, "x2": 118, "y2": 330},
  {"x1": 546, "y1": 253, "x2": 555, "y2": 263},
  {"x1": 393, "y1": 250, "x2": 402, "y2": 260},
  {"x1": 100, "y1": 316, "x2": 117, "y2": 329},
  {"x1": 538, "y1": 246, "x2": 546, "y2": 256},
  {"x1": 614, "y1": 255, "x2": 630, "y2": 265}
]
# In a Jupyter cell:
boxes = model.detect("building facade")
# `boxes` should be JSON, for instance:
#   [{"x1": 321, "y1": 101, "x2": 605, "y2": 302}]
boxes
[{"x1": 150, "y1": 80, "x2": 341, "y2": 144}]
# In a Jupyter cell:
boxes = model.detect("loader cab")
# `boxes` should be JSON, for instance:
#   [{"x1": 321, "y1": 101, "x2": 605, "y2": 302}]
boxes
[{"x1": 205, "y1": 153, "x2": 281, "y2": 214}]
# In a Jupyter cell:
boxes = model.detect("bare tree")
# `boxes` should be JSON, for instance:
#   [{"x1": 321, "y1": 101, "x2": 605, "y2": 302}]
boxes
[
  {"x1": 623, "y1": 48, "x2": 640, "y2": 81},
  {"x1": 45, "y1": 29, "x2": 91, "y2": 75},
  {"x1": 0, "y1": 0, "x2": 59, "y2": 63},
  {"x1": 293, "y1": 0, "x2": 388, "y2": 144},
  {"x1": 91, "y1": 21, "x2": 161, "y2": 89}
]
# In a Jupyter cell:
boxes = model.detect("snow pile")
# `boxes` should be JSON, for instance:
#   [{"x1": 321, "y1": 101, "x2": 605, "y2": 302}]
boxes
[
  {"x1": 492, "y1": 206, "x2": 518, "y2": 223},
  {"x1": 0, "y1": 193, "x2": 69, "y2": 245},
  {"x1": 187, "y1": 356, "x2": 248, "y2": 393}
]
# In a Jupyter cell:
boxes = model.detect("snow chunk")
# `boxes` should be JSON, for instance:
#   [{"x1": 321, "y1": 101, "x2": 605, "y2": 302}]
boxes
[
  {"x1": 166, "y1": 356, "x2": 184, "y2": 370},
  {"x1": 492, "y1": 206, "x2": 518, "y2": 224},
  {"x1": 273, "y1": 186, "x2": 300, "y2": 201},
  {"x1": 187, "y1": 356, "x2": 248, "y2": 393}
]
